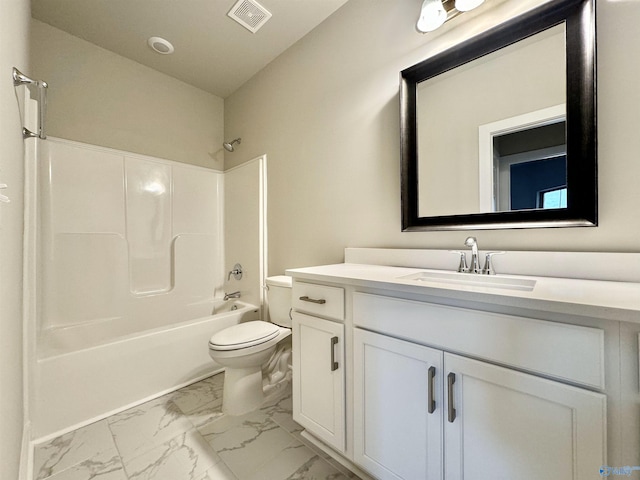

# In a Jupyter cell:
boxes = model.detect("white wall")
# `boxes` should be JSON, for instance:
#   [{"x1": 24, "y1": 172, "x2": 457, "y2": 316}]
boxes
[
  {"x1": 30, "y1": 19, "x2": 225, "y2": 170},
  {"x1": 0, "y1": 1, "x2": 30, "y2": 478},
  {"x1": 223, "y1": 157, "x2": 267, "y2": 312},
  {"x1": 224, "y1": 0, "x2": 640, "y2": 276}
]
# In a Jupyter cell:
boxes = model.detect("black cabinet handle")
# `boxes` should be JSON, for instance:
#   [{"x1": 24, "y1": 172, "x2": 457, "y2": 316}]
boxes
[
  {"x1": 330, "y1": 336, "x2": 339, "y2": 371},
  {"x1": 428, "y1": 366, "x2": 436, "y2": 414},
  {"x1": 447, "y1": 372, "x2": 456, "y2": 423},
  {"x1": 299, "y1": 296, "x2": 326, "y2": 305}
]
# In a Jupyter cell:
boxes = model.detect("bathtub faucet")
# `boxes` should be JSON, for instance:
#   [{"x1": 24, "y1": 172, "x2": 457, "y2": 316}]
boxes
[
  {"x1": 228, "y1": 263, "x2": 243, "y2": 281},
  {"x1": 224, "y1": 291, "x2": 241, "y2": 301}
]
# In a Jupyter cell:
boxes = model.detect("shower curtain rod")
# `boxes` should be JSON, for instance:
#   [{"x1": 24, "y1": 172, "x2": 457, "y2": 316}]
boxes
[{"x1": 12, "y1": 67, "x2": 48, "y2": 140}]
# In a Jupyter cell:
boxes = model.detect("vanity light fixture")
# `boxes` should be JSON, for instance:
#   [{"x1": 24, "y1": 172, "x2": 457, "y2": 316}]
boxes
[
  {"x1": 455, "y1": 0, "x2": 485, "y2": 12},
  {"x1": 416, "y1": 0, "x2": 485, "y2": 34},
  {"x1": 416, "y1": 0, "x2": 447, "y2": 33}
]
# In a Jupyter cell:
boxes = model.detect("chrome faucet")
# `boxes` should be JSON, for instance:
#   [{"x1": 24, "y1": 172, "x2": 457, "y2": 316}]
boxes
[
  {"x1": 227, "y1": 263, "x2": 243, "y2": 281},
  {"x1": 449, "y1": 250, "x2": 470, "y2": 273},
  {"x1": 482, "y1": 251, "x2": 505, "y2": 275},
  {"x1": 223, "y1": 291, "x2": 241, "y2": 301},
  {"x1": 451, "y1": 238, "x2": 506, "y2": 275},
  {"x1": 464, "y1": 237, "x2": 481, "y2": 274}
]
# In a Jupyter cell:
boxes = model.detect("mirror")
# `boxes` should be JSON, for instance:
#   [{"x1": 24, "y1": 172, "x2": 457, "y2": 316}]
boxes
[
  {"x1": 401, "y1": 0, "x2": 596, "y2": 231},
  {"x1": 479, "y1": 103, "x2": 567, "y2": 213}
]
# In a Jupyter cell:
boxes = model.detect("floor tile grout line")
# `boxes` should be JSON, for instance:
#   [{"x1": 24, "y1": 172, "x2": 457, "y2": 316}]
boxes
[
  {"x1": 33, "y1": 374, "x2": 354, "y2": 480},
  {"x1": 291, "y1": 431, "x2": 358, "y2": 479},
  {"x1": 104, "y1": 418, "x2": 130, "y2": 479},
  {"x1": 108, "y1": 399, "x2": 208, "y2": 476},
  {"x1": 35, "y1": 377, "x2": 223, "y2": 480},
  {"x1": 243, "y1": 436, "x2": 306, "y2": 480},
  {"x1": 111, "y1": 398, "x2": 195, "y2": 458},
  {"x1": 260, "y1": 413, "x2": 353, "y2": 480},
  {"x1": 34, "y1": 419, "x2": 123, "y2": 480},
  {"x1": 36, "y1": 447, "x2": 129, "y2": 480}
]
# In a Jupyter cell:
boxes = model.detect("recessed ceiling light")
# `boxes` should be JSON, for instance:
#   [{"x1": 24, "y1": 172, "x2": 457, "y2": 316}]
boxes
[{"x1": 147, "y1": 36, "x2": 174, "y2": 55}]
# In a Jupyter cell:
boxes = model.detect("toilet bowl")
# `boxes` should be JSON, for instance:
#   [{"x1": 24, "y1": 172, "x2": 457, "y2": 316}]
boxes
[{"x1": 208, "y1": 275, "x2": 292, "y2": 416}]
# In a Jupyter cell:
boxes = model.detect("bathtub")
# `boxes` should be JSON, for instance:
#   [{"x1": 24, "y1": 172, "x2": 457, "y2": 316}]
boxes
[
  {"x1": 33, "y1": 301, "x2": 260, "y2": 440},
  {"x1": 38, "y1": 299, "x2": 253, "y2": 358}
]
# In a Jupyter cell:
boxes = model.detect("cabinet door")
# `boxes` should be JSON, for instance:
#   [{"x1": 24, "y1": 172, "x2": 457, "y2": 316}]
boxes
[
  {"x1": 292, "y1": 312, "x2": 345, "y2": 451},
  {"x1": 444, "y1": 353, "x2": 606, "y2": 480},
  {"x1": 354, "y1": 329, "x2": 444, "y2": 480}
]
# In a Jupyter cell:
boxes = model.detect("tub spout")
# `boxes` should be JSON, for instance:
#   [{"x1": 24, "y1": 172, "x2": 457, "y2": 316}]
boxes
[{"x1": 224, "y1": 291, "x2": 241, "y2": 301}]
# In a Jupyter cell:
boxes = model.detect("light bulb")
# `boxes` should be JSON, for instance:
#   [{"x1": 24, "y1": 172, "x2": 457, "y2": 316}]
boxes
[
  {"x1": 416, "y1": 0, "x2": 447, "y2": 33},
  {"x1": 454, "y1": 0, "x2": 485, "y2": 12}
]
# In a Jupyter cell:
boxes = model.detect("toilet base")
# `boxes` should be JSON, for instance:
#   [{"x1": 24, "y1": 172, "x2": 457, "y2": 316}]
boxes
[
  {"x1": 262, "y1": 343, "x2": 292, "y2": 396},
  {"x1": 210, "y1": 327, "x2": 292, "y2": 416},
  {"x1": 222, "y1": 366, "x2": 264, "y2": 416}
]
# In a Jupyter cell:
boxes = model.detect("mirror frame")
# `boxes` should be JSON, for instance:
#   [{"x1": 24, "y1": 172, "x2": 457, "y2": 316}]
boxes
[{"x1": 400, "y1": 0, "x2": 596, "y2": 231}]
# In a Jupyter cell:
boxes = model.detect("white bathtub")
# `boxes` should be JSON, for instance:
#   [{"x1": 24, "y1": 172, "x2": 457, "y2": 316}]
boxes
[
  {"x1": 33, "y1": 301, "x2": 260, "y2": 440},
  {"x1": 38, "y1": 299, "x2": 250, "y2": 358}
]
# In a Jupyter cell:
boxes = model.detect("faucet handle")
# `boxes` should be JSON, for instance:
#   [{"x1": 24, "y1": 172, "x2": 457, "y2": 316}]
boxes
[
  {"x1": 227, "y1": 263, "x2": 243, "y2": 281},
  {"x1": 449, "y1": 250, "x2": 469, "y2": 273},
  {"x1": 482, "y1": 251, "x2": 506, "y2": 275}
]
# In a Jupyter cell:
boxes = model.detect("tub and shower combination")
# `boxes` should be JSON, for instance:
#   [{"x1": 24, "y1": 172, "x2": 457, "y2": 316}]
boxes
[{"x1": 27, "y1": 137, "x2": 262, "y2": 439}]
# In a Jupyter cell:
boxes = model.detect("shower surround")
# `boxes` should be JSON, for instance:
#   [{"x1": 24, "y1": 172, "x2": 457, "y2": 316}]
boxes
[{"x1": 26, "y1": 138, "x2": 263, "y2": 439}]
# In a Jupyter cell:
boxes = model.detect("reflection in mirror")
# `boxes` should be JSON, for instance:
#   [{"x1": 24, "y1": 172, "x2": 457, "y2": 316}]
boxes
[
  {"x1": 417, "y1": 24, "x2": 566, "y2": 218},
  {"x1": 479, "y1": 104, "x2": 567, "y2": 212},
  {"x1": 401, "y1": 0, "x2": 597, "y2": 231},
  {"x1": 495, "y1": 122, "x2": 567, "y2": 212}
]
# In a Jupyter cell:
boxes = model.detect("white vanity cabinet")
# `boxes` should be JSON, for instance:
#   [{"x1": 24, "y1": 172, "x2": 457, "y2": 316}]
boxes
[
  {"x1": 292, "y1": 282, "x2": 346, "y2": 452},
  {"x1": 354, "y1": 328, "x2": 607, "y2": 480},
  {"x1": 443, "y1": 352, "x2": 606, "y2": 480},
  {"x1": 353, "y1": 328, "x2": 443, "y2": 479},
  {"x1": 352, "y1": 293, "x2": 607, "y2": 480},
  {"x1": 287, "y1": 255, "x2": 640, "y2": 480}
]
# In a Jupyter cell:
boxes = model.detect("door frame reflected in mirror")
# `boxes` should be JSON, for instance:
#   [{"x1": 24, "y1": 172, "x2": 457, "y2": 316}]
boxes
[{"x1": 479, "y1": 103, "x2": 566, "y2": 213}]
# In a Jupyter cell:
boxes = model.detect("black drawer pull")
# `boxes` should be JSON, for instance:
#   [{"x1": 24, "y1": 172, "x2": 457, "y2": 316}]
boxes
[
  {"x1": 447, "y1": 372, "x2": 456, "y2": 423},
  {"x1": 299, "y1": 295, "x2": 326, "y2": 305},
  {"x1": 428, "y1": 366, "x2": 436, "y2": 414},
  {"x1": 330, "y1": 336, "x2": 339, "y2": 371}
]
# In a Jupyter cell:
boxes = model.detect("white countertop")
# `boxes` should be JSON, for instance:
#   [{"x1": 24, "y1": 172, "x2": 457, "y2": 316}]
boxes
[{"x1": 286, "y1": 263, "x2": 640, "y2": 323}]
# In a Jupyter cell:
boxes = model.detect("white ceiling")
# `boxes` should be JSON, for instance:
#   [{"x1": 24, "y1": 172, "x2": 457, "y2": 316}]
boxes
[{"x1": 31, "y1": 0, "x2": 349, "y2": 98}]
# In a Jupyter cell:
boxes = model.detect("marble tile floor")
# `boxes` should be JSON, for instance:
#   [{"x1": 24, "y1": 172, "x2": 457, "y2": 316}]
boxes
[{"x1": 33, "y1": 373, "x2": 359, "y2": 480}]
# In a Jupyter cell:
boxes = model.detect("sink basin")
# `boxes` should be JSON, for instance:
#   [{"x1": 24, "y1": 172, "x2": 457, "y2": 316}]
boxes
[{"x1": 398, "y1": 270, "x2": 537, "y2": 292}]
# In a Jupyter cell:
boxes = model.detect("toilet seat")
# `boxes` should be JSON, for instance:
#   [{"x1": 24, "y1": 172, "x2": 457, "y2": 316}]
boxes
[{"x1": 209, "y1": 321, "x2": 280, "y2": 351}]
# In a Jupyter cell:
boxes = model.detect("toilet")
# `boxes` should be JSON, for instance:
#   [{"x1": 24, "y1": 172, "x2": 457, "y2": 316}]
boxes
[{"x1": 208, "y1": 275, "x2": 292, "y2": 416}]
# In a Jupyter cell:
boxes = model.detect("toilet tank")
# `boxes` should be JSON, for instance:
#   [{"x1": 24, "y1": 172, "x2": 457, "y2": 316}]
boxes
[{"x1": 265, "y1": 275, "x2": 292, "y2": 328}]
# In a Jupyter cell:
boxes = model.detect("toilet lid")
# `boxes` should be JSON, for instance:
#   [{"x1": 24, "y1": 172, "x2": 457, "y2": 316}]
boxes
[{"x1": 209, "y1": 321, "x2": 280, "y2": 351}]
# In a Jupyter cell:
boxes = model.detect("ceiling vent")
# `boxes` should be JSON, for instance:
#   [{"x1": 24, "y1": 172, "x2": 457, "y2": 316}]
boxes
[{"x1": 227, "y1": 0, "x2": 272, "y2": 33}]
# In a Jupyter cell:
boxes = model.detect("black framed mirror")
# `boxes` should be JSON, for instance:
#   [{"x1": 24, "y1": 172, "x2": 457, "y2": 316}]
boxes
[{"x1": 401, "y1": 0, "x2": 596, "y2": 231}]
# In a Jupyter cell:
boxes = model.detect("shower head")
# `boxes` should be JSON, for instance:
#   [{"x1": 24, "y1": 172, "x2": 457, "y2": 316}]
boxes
[{"x1": 223, "y1": 138, "x2": 241, "y2": 152}]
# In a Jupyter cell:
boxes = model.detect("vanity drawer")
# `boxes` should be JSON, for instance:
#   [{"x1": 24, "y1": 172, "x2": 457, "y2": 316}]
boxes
[
  {"x1": 353, "y1": 292, "x2": 605, "y2": 389},
  {"x1": 292, "y1": 281, "x2": 344, "y2": 321}
]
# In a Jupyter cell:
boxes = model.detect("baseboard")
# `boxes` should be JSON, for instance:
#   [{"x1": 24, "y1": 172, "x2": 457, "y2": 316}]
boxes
[
  {"x1": 299, "y1": 430, "x2": 374, "y2": 480},
  {"x1": 19, "y1": 421, "x2": 33, "y2": 480}
]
